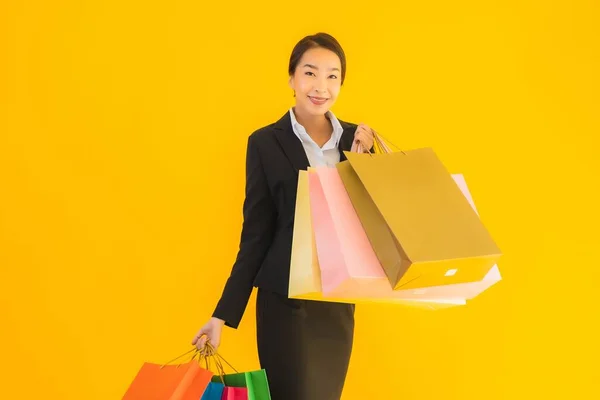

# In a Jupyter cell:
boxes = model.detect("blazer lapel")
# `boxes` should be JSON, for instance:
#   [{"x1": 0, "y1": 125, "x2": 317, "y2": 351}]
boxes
[
  {"x1": 338, "y1": 122, "x2": 356, "y2": 162},
  {"x1": 273, "y1": 111, "x2": 310, "y2": 172},
  {"x1": 338, "y1": 140, "x2": 348, "y2": 162}
]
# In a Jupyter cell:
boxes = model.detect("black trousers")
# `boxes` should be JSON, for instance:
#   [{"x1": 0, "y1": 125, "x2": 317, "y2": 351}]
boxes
[{"x1": 256, "y1": 288, "x2": 355, "y2": 400}]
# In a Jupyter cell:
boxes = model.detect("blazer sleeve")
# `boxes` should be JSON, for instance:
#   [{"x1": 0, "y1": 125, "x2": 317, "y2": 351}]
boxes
[{"x1": 212, "y1": 134, "x2": 277, "y2": 329}]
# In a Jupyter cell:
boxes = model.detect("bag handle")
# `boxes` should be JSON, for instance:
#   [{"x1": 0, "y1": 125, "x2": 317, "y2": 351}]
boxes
[
  {"x1": 159, "y1": 343, "x2": 238, "y2": 386},
  {"x1": 159, "y1": 347, "x2": 198, "y2": 368},
  {"x1": 355, "y1": 129, "x2": 405, "y2": 155},
  {"x1": 204, "y1": 342, "x2": 238, "y2": 374},
  {"x1": 199, "y1": 341, "x2": 241, "y2": 385}
]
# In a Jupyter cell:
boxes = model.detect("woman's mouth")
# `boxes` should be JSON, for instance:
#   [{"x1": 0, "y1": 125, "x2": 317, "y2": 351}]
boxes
[{"x1": 309, "y1": 96, "x2": 329, "y2": 105}]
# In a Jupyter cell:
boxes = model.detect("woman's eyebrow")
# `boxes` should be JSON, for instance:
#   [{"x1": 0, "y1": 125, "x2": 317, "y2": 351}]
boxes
[{"x1": 302, "y1": 63, "x2": 340, "y2": 72}]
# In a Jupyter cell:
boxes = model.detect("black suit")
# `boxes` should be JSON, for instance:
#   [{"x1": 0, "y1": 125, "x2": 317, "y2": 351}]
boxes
[{"x1": 213, "y1": 110, "x2": 363, "y2": 400}]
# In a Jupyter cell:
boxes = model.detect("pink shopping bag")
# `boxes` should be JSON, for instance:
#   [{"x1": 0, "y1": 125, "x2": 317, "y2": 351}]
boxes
[
  {"x1": 222, "y1": 386, "x2": 248, "y2": 399},
  {"x1": 309, "y1": 166, "x2": 386, "y2": 296}
]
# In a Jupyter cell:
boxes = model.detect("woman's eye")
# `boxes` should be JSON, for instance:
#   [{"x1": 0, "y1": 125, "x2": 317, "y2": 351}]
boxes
[
  {"x1": 305, "y1": 71, "x2": 315, "y2": 76},
  {"x1": 329, "y1": 75, "x2": 338, "y2": 79}
]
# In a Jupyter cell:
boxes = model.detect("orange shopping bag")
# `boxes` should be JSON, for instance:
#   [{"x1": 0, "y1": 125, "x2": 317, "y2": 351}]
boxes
[{"x1": 122, "y1": 348, "x2": 213, "y2": 400}]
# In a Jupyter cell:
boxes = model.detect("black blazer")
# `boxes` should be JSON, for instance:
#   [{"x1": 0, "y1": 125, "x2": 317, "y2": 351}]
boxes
[{"x1": 212, "y1": 110, "x2": 363, "y2": 328}]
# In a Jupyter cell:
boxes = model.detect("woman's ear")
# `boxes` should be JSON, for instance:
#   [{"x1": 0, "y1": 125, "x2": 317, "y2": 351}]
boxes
[{"x1": 288, "y1": 76, "x2": 296, "y2": 97}]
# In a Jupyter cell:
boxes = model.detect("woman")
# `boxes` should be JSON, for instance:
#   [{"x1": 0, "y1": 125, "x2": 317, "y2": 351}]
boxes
[{"x1": 192, "y1": 32, "x2": 375, "y2": 400}]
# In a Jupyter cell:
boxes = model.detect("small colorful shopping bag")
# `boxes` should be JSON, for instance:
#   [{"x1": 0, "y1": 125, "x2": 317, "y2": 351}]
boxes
[
  {"x1": 205, "y1": 345, "x2": 271, "y2": 400},
  {"x1": 222, "y1": 386, "x2": 249, "y2": 399},
  {"x1": 122, "y1": 348, "x2": 213, "y2": 400},
  {"x1": 200, "y1": 381, "x2": 225, "y2": 400}
]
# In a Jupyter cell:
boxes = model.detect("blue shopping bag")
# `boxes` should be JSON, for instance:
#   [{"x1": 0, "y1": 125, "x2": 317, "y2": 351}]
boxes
[{"x1": 200, "y1": 381, "x2": 225, "y2": 400}]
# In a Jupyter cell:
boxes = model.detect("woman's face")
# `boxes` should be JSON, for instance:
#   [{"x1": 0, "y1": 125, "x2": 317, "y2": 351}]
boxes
[{"x1": 289, "y1": 47, "x2": 342, "y2": 117}]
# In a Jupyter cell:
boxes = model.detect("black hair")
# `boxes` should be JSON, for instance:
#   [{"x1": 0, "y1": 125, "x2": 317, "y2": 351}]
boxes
[{"x1": 288, "y1": 32, "x2": 347, "y2": 85}]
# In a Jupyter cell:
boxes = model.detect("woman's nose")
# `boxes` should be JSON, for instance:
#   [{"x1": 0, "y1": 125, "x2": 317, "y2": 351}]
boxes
[{"x1": 314, "y1": 79, "x2": 329, "y2": 94}]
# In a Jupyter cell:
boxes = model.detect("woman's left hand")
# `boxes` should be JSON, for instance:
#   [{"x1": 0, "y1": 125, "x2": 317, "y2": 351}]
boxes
[{"x1": 351, "y1": 123, "x2": 375, "y2": 153}]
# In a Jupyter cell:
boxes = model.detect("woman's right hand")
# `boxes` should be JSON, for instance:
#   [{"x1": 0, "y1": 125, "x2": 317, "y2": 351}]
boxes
[{"x1": 191, "y1": 317, "x2": 226, "y2": 353}]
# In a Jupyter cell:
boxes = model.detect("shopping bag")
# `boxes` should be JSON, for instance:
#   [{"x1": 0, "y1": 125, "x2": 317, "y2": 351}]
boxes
[
  {"x1": 289, "y1": 169, "x2": 467, "y2": 309},
  {"x1": 311, "y1": 165, "x2": 399, "y2": 295},
  {"x1": 396, "y1": 264, "x2": 501, "y2": 301},
  {"x1": 288, "y1": 169, "x2": 322, "y2": 299},
  {"x1": 211, "y1": 370, "x2": 271, "y2": 400},
  {"x1": 390, "y1": 173, "x2": 501, "y2": 300},
  {"x1": 222, "y1": 387, "x2": 249, "y2": 399},
  {"x1": 200, "y1": 382, "x2": 224, "y2": 400},
  {"x1": 341, "y1": 145, "x2": 502, "y2": 290},
  {"x1": 308, "y1": 166, "x2": 361, "y2": 295},
  {"x1": 122, "y1": 349, "x2": 213, "y2": 400},
  {"x1": 205, "y1": 346, "x2": 271, "y2": 400},
  {"x1": 314, "y1": 164, "x2": 502, "y2": 300},
  {"x1": 289, "y1": 169, "x2": 500, "y2": 306}
]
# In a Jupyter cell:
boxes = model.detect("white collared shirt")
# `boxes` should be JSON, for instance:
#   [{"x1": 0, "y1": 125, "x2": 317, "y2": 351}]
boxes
[{"x1": 289, "y1": 107, "x2": 344, "y2": 168}]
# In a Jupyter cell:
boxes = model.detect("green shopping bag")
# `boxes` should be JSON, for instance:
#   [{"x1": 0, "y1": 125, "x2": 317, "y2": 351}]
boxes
[{"x1": 204, "y1": 343, "x2": 271, "y2": 400}]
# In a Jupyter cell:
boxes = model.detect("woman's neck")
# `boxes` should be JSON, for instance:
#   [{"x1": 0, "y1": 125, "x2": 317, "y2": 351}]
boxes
[{"x1": 293, "y1": 106, "x2": 333, "y2": 147}]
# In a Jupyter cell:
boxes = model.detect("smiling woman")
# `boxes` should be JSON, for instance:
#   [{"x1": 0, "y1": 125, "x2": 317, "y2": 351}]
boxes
[
  {"x1": 190, "y1": 32, "x2": 374, "y2": 400},
  {"x1": 288, "y1": 45, "x2": 345, "y2": 147}
]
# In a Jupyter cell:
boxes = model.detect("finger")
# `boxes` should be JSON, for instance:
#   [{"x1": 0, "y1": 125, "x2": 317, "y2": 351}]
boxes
[
  {"x1": 361, "y1": 128, "x2": 374, "y2": 141},
  {"x1": 356, "y1": 131, "x2": 368, "y2": 143},
  {"x1": 356, "y1": 134, "x2": 372, "y2": 152},
  {"x1": 191, "y1": 329, "x2": 204, "y2": 344},
  {"x1": 354, "y1": 128, "x2": 366, "y2": 143},
  {"x1": 361, "y1": 124, "x2": 373, "y2": 136},
  {"x1": 193, "y1": 329, "x2": 207, "y2": 345},
  {"x1": 359, "y1": 128, "x2": 373, "y2": 141},
  {"x1": 357, "y1": 126, "x2": 373, "y2": 140},
  {"x1": 196, "y1": 335, "x2": 207, "y2": 351},
  {"x1": 191, "y1": 333, "x2": 200, "y2": 345}
]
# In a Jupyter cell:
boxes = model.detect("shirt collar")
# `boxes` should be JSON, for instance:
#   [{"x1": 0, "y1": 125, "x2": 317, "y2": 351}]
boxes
[{"x1": 289, "y1": 107, "x2": 344, "y2": 148}]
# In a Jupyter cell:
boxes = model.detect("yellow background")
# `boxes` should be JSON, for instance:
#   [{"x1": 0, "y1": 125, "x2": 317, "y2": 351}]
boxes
[{"x1": 1, "y1": 1, "x2": 599, "y2": 399}]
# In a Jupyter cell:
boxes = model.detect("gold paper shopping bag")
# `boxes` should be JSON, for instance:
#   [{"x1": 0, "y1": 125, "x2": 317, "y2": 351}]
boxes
[
  {"x1": 341, "y1": 147, "x2": 502, "y2": 290},
  {"x1": 288, "y1": 169, "x2": 322, "y2": 299},
  {"x1": 336, "y1": 161, "x2": 407, "y2": 289}
]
